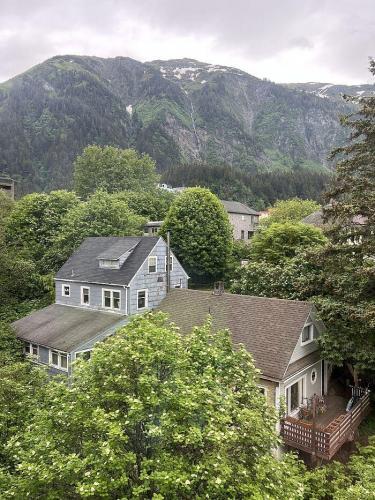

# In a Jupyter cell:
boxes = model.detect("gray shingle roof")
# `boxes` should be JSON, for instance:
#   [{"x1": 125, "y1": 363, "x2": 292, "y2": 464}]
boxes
[
  {"x1": 157, "y1": 289, "x2": 313, "y2": 380},
  {"x1": 12, "y1": 304, "x2": 126, "y2": 352},
  {"x1": 221, "y1": 200, "x2": 260, "y2": 216},
  {"x1": 56, "y1": 237, "x2": 160, "y2": 285}
]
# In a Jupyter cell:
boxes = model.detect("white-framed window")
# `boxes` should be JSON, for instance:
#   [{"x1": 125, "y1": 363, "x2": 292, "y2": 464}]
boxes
[
  {"x1": 258, "y1": 385, "x2": 268, "y2": 397},
  {"x1": 311, "y1": 368, "x2": 318, "y2": 385},
  {"x1": 174, "y1": 278, "x2": 183, "y2": 289},
  {"x1": 301, "y1": 323, "x2": 314, "y2": 345},
  {"x1": 148, "y1": 256, "x2": 157, "y2": 273},
  {"x1": 62, "y1": 284, "x2": 70, "y2": 297},
  {"x1": 102, "y1": 289, "x2": 121, "y2": 310},
  {"x1": 165, "y1": 255, "x2": 173, "y2": 272},
  {"x1": 285, "y1": 376, "x2": 306, "y2": 415},
  {"x1": 75, "y1": 350, "x2": 92, "y2": 361},
  {"x1": 81, "y1": 286, "x2": 90, "y2": 305},
  {"x1": 24, "y1": 341, "x2": 38, "y2": 358},
  {"x1": 50, "y1": 349, "x2": 68, "y2": 371},
  {"x1": 137, "y1": 289, "x2": 148, "y2": 310}
]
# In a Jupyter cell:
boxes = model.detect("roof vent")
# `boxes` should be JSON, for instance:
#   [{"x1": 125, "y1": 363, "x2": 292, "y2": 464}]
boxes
[{"x1": 213, "y1": 281, "x2": 224, "y2": 296}]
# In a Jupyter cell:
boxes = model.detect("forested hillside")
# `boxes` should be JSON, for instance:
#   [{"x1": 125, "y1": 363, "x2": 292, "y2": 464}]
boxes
[{"x1": 0, "y1": 54, "x2": 357, "y2": 195}]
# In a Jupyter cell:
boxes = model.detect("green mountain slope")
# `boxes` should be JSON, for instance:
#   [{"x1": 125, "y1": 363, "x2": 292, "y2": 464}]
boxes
[{"x1": 0, "y1": 55, "x2": 359, "y2": 193}]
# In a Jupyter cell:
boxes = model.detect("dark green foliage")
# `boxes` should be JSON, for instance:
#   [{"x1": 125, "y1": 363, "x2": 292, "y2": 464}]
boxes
[
  {"x1": 115, "y1": 188, "x2": 175, "y2": 220},
  {"x1": 43, "y1": 190, "x2": 145, "y2": 272},
  {"x1": 73, "y1": 145, "x2": 159, "y2": 198},
  {"x1": 163, "y1": 163, "x2": 331, "y2": 209},
  {"x1": 162, "y1": 187, "x2": 233, "y2": 281},
  {"x1": 5, "y1": 190, "x2": 80, "y2": 267},
  {"x1": 0, "y1": 323, "x2": 23, "y2": 366}
]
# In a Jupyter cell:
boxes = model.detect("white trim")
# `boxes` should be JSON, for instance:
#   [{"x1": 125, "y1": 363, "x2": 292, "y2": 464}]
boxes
[
  {"x1": 80, "y1": 285, "x2": 90, "y2": 306},
  {"x1": 75, "y1": 349, "x2": 92, "y2": 361},
  {"x1": 310, "y1": 367, "x2": 318, "y2": 385},
  {"x1": 285, "y1": 374, "x2": 306, "y2": 415},
  {"x1": 301, "y1": 323, "x2": 314, "y2": 346},
  {"x1": 282, "y1": 359, "x2": 321, "y2": 384},
  {"x1": 258, "y1": 385, "x2": 268, "y2": 397},
  {"x1": 137, "y1": 289, "x2": 148, "y2": 310},
  {"x1": 24, "y1": 341, "x2": 39, "y2": 359},
  {"x1": 102, "y1": 289, "x2": 121, "y2": 310},
  {"x1": 148, "y1": 255, "x2": 158, "y2": 273},
  {"x1": 61, "y1": 283, "x2": 71, "y2": 297},
  {"x1": 49, "y1": 348, "x2": 68, "y2": 371}
]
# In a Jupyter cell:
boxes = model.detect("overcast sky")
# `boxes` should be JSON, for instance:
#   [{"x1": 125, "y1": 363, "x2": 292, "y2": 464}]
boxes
[{"x1": 0, "y1": 0, "x2": 374, "y2": 84}]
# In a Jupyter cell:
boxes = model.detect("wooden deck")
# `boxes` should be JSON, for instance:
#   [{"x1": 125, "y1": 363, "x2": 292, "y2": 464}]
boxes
[{"x1": 280, "y1": 388, "x2": 371, "y2": 460}]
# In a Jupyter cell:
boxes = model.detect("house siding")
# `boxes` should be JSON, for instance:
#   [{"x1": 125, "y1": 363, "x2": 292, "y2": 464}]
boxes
[
  {"x1": 289, "y1": 316, "x2": 321, "y2": 363},
  {"x1": 128, "y1": 239, "x2": 188, "y2": 315},
  {"x1": 56, "y1": 282, "x2": 127, "y2": 314},
  {"x1": 259, "y1": 378, "x2": 278, "y2": 407},
  {"x1": 227, "y1": 212, "x2": 259, "y2": 240}
]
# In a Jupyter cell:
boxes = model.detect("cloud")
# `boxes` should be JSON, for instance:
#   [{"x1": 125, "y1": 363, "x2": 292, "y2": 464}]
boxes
[{"x1": 0, "y1": 0, "x2": 373, "y2": 83}]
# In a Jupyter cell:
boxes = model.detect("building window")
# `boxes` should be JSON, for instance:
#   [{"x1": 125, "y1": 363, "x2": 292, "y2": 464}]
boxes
[
  {"x1": 241, "y1": 230, "x2": 245, "y2": 240},
  {"x1": 62, "y1": 284, "x2": 70, "y2": 297},
  {"x1": 137, "y1": 289, "x2": 148, "y2": 310},
  {"x1": 259, "y1": 386, "x2": 268, "y2": 397},
  {"x1": 24, "y1": 342, "x2": 38, "y2": 358},
  {"x1": 301, "y1": 323, "x2": 314, "y2": 345},
  {"x1": 248, "y1": 231, "x2": 254, "y2": 239},
  {"x1": 165, "y1": 255, "x2": 173, "y2": 272},
  {"x1": 174, "y1": 278, "x2": 183, "y2": 289},
  {"x1": 241, "y1": 215, "x2": 245, "y2": 221},
  {"x1": 286, "y1": 377, "x2": 305, "y2": 414},
  {"x1": 311, "y1": 368, "x2": 317, "y2": 385},
  {"x1": 50, "y1": 349, "x2": 68, "y2": 371},
  {"x1": 81, "y1": 286, "x2": 90, "y2": 305},
  {"x1": 151, "y1": 227, "x2": 159, "y2": 235},
  {"x1": 76, "y1": 350, "x2": 91, "y2": 361},
  {"x1": 148, "y1": 256, "x2": 157, "y2": 273},
  {"x1": 103, "y1": 289, "x2": 121, "y2": 310}
]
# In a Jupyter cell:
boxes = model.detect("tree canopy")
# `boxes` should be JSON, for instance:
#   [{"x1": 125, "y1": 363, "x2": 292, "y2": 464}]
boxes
[
  {"x1": 263, "y1": 198, "x2": 321, "y2": 226},
  {"x1": 162, "y1": 188, "x2": 233, "y2": 281},
  {"x1": 250, "y1": 222, "x2": 327, "y2": 264},
  {"x1": 73, "y1": 146, "x2": 159, "y2": 198},
  {"x1": 0, "y1": 313, "x2": 303, "y2": 498}
]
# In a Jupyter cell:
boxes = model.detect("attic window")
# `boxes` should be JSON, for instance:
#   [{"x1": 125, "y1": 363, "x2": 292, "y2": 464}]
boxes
[
  {"x1": 301, "y1": 324, "x2": 314, "y2": 345},
  {"x1": 99, "y1": 259, "x2": 120, "y2": 269}
]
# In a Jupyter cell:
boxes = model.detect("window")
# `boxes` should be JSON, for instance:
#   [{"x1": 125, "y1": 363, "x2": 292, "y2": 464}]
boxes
[
  {"x1": 286, "y1": 377, "x2": 305, "y2": 414},
  {"x1": 248, "y1": 231, "x2": 254, "y2": 239},
  {"x1": 24, "y1": 342, "x2": 38, "y2": 358},
  {"x1": 174, "y1": 278, "x2": 183, "y2": 289},
  {"x1": 311, "y1": 368, "x2": 317, "y2": 385},
  {"x1": 301, "y1": 323, "x2": 314, "y2": 345},
  {"x1": 241, "y1": 215, "x2": 245, "y2": 221},
  {"x1": 50, "y1": 349, "x2": 68, "y2": 371},
  {"x1": 103, "y1": 289, "x2": 121, "y2": 310},
  {"x1": 62, "y1": 284, "x2": 70, "y2": 297},
  {"x1": 76, "y1": 350, "x2": 91, "y2": 361},
  {"x1": 148, "y1": 256, "x2": 157, "y2": 273},
  {"x1": 259, "y1": 386, "x2": 268, "y2": 397},
  {"x1": 99, "y1": 259, "x2": 120, "y2": 269},
  {"x1": 165, "y1": 255, "x2": 173, "y2": 272},
  {"x1": 137, "y1": 289, "x2": 148, "y2": 310},
  {"x1": 240, "y1": 230, "x2": 245, "y2": 240},
  {"x1": 151, "y1": 226, "x2": 159, "y2": 235},
  {"x1": 81, "y1": 286, "x2": 90, "y2": 305}
]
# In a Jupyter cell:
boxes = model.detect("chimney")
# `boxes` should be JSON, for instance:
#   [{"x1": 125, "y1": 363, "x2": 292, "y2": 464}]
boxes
[{"x1": 213, "y1": 281, "x2": 224, "y2": 296}]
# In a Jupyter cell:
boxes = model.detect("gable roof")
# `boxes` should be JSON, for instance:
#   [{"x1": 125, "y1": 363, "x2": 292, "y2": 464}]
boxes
[
  {"x1": 221, "y1": 200, "x2": 260, "y2": 216},
  {"x1": 157, "y1": 289, "x2": 313, "y2": 380},
  {"x1": 303, "y1": 210, "x2": 367, "y2": 228},
  {"x1": 55, "y1": 236, "x2": 160, "y2": 285},
  {"x1": 13, "y1": 304, "x2": 126, "y2": 352}
]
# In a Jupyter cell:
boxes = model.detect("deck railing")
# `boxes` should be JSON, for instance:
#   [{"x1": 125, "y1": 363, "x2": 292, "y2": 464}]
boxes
[{"x1": 280, "y1": 388, "x2": 370, "y2": 460}]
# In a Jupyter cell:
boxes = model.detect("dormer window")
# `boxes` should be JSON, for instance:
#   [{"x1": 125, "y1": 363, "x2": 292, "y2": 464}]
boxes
[
  {"x1": 301, "y1": 323, "x2": 314, "y2": 345},
  {"x1": 99, "y1": 259, "x2": 120, "y2": 269}
]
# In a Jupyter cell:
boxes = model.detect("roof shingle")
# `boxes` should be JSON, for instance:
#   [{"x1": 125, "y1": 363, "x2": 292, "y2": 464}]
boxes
[{"x1": 221, "y1": 200, "x2": 260, "y2": 216}]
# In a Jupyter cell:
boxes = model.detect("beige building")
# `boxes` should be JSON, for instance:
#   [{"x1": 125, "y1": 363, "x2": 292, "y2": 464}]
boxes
[
  {"x1": 221, "y1": 200, "x2": 260, "y2": 240},
  {"x1": 0, "y1": 177, "x2": 15, "y2": 199}
]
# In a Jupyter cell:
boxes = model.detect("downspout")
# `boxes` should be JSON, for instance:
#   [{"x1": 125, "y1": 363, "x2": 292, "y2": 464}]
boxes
[{"x1": 167, "y1": 231, "x2": 171, "y2": 293}]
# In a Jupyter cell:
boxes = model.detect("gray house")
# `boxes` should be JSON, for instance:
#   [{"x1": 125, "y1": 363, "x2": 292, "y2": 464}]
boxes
[
  {"x1": 13, "y1": 236, "x2": 189, "y2": 375},
  {"x1": 221, "y1": 200, "x2": 260, "y2": 240}
]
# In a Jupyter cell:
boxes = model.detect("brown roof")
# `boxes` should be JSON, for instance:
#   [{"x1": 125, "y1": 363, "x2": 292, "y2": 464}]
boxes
[{"x1": 157, "y1": 289, "x2": 313, "y2": 380}]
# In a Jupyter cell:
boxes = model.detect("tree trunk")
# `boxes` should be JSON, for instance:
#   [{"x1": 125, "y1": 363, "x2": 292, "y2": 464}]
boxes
[{"x1": 347, "y1": 363, "x2": 359, "y2": 386}]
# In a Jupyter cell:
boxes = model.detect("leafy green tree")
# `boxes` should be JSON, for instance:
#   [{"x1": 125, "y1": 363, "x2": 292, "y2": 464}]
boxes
[
  {"x1": 162, "y1": 187, "x2": 233, "y2": 281},
  {"x1": 5, "y1": 190, "x2": 80, "y2": 266},
  {"x1": 73, "y1": 145, "x2": 159, "y2": 198},
  {"x1": 1, "y1": 313, "x2": 304, "y2": 499},
  {"x1": 263, "y1": 197, "x2": 321, "y2": 226},
  {"x1": 0, "y1": 322, "x2": 23, "y2": 366},
  {"x1": 43, "y1": 190, "x2": 145, "y2": 271},
  {"x1": 250, "y1": 222, "x2": 327, "y2": 264},
  {"x1": 116, "y1": 188, "x2": 175, "y2": 220},
  {"x1": 0, "y1": 191, "x2": 14, "y2": 239}
]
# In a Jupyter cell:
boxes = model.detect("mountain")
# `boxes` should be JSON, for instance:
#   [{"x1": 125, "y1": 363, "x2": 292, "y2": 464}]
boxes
[
  {"x1": 0, "y1": 55, "x2": 362, "y2": 194},
  {"x1": 283, "y1": 81, "x2": 375, "y2": 101}
]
